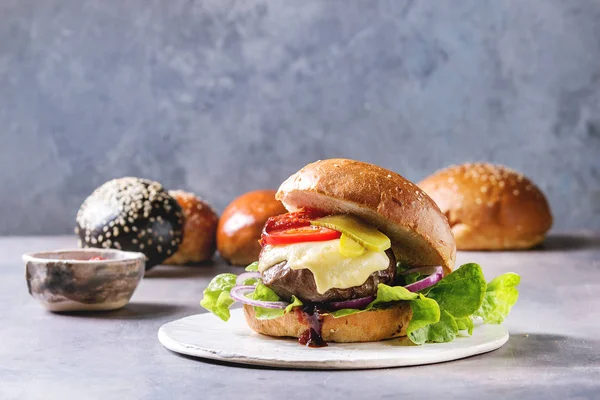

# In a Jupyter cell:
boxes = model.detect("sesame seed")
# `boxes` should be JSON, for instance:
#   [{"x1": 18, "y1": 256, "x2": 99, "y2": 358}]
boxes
[
  {"x1": 448, "y1": 177, "x2": 455, "y2": 183},
  {"x1": 475, "y1": 198, "x2": 482, "y2": 205},
  {"x1": 513, "y1": 189, "x2": 520, "y2": 196},
  {"x1": 481, "y1": 186, "x2": 488, "y2": 193}
]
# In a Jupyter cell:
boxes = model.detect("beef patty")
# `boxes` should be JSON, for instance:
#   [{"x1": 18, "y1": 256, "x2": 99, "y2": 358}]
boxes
[{"x1": 261, "y1": 249, "x2": 396, "y2": 303}]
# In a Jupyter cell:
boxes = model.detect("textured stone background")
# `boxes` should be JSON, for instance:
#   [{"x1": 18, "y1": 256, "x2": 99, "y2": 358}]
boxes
[{"x1": 1, "y1": 0, "x2": 599, "y2": 235}]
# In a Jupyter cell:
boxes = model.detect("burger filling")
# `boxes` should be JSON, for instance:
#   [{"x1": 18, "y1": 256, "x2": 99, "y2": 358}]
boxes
[
  {"x1": 200, "y1": 209, "x2": 521, "y2": 348},
  {"x1": 258, "y1": 211, "x2": 394, "y2": 303},
  {"x1": 259, "y1": 242, "x2": 395, "y2": 302}
]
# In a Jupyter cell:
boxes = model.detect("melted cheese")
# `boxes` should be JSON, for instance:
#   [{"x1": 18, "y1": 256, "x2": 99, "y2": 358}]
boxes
[{"x1": 258, "y1": 239, "x2": 389, "y2": 294}]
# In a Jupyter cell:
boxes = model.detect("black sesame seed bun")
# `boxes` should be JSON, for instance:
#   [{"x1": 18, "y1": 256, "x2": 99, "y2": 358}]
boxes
[{"x1": 76, "y1": 177, "x2": 184, "y2": 270}]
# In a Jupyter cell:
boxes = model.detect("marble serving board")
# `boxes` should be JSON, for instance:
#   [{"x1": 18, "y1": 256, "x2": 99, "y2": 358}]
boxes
[{"x1": 158, "y1": 309, "x2": 509, "y2": 369}]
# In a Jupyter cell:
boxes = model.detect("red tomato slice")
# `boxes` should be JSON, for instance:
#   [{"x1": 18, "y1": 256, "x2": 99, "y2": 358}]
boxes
[{"x1": 262, "y1": 225, "x2": 341, "y2": 245}]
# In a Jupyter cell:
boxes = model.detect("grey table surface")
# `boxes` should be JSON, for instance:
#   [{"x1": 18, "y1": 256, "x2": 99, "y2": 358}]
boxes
[{"x1": 1, "y1": 233, "x2": 599, "y2": 400}]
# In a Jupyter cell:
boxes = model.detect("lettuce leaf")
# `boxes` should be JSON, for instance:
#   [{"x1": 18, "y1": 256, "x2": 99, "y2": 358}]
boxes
[
  {"x1": 406, "y1": 294, "x2": 441, "y2": 344},
  {"x1": 250, "y1": 283, "x2": 287, "y2": 320},
  {"x1": 329, "y1": 284, "x2": 417, "y2": 318},
  {"x1": 425, "y1": 263, "x2": 486, "y2": 318},
  {"x1": 285, "y1": 295, "x2": 303, "y2": 313},
  {"x1": 245, "y1": 262, "x2": 259, "y2": 272},
  {"x1": 409, "y1": 263, "x2": 486, "y2": 343},
  {"x1": 474, "y1": 273, "x2": 520, "y2": 323},
  {"x1": 200, "y1": 273, "x2": 237, "y2": 321},
  {"x1": 456, "y1": 316, "x2": 474, "y2": 335},
  {"x1": 411, "y1": 310, "x2": 459, "y2": 344},
  {"x1": 250, "y1": 283, "x2": 304, "y2": 320}
]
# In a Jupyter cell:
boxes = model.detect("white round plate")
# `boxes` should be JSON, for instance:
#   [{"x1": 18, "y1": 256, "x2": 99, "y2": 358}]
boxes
[{"x1": 158, "y1": 309, "x2": 509, "y2": 369}]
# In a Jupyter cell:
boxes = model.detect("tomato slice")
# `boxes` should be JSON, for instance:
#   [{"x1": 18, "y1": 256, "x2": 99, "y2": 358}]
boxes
[{"x1": 262, "y1": 225, "x2": 341, "y2": 245}]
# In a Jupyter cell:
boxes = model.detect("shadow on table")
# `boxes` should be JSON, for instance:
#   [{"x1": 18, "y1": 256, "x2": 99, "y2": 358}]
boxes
[
  {"x1": 144, "y1": 260, "x2": 243, "y2": 279},
  {"x1": 538, "y1": 234, "x2": 600, "y2": 252},
  {"x1": 57, "y1": 302, "x2": 192, "y2": 320},
  {"x1": 492, "y1": 332, "x2": 598, "y2": 368}
]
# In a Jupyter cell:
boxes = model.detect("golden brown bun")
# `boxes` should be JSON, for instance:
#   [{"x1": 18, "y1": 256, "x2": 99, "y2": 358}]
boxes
[
  {"x1": 164, "y1": 190, "x2": 218, "y2": 265},
  {"x1": 277, "y1": 159, "x2": 456, "y2": 274},
  {"x1": 243, "y1": 302, "x2": 412, "y2": 343},
  {"x1": 217, "y1": 190, "x2": 287, "y2": 266},
  {"x1": 418, "y1": 163, "x2": 553, "y2": 250}
]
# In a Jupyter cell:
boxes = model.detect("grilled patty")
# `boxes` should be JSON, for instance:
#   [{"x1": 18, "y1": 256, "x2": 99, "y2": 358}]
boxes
[{"x1": 261, "y1": 249, "x2": 396, "y2": 303}]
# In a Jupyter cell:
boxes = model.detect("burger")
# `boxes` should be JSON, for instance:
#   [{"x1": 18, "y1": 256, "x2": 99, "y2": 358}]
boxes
[{"x1": 201, "y1": 159, "x2": 520, "y2": 347}]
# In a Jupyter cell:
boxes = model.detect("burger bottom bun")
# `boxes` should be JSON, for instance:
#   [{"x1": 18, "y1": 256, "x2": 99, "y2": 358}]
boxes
[{"x1": 243, "y1": 302, "x2": 412, "y2": 343}]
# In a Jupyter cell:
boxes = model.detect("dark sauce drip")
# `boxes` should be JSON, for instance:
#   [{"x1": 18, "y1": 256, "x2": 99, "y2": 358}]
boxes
[{"x1": 298, "y1": 304, "x2": 328, "y2": 348}]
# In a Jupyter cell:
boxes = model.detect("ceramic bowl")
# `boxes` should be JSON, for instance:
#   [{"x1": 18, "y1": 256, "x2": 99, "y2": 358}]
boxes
[{"x1": 23, "y1": 248, "x2": 145, "y2": 312}]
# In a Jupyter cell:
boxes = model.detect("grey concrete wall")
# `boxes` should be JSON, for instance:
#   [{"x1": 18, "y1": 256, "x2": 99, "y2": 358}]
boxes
[{"x1": 1, "y1": 0, "x2": 599, "y2": 235}]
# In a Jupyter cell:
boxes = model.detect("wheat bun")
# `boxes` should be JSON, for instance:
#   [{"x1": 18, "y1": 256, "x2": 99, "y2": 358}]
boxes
[
  {"x1": 418, "y1": 163, "x2": 552, "y2": 250},
  {"x1": 217, "y1": 190, "x2": 287, "y2": 266},
  {"x1": 276, "y1": 159, "x2": 456, "y2": 274},
  {"x1": 164, "y1": 190, "x2": 218, "y2": 265},
  {"x1": 243, "y1": 302, "x2": 412, "y2": 342}
]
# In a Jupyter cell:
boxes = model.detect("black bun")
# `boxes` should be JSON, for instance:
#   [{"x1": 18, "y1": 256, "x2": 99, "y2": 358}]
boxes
[{"x1": 76, "y1": 177, "x2": 184, "y2": 270}]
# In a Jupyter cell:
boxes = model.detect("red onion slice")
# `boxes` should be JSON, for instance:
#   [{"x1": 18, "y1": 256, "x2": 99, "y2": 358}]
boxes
[
  {"x1": 326, "y1": 296, "x2": 375, "y2": 311},
  {"x1": 235, "y1": 272, "x2": 261, "y2": 286},
  {"x1": 229, "y1": 285, "x2": 290, "y2": 309},
  {"x1": 403, "y1": 269, "x2": 443, "y2": 292},
  {"x1": 401, "y1": 266, "x2": 443, "y2": 276}
]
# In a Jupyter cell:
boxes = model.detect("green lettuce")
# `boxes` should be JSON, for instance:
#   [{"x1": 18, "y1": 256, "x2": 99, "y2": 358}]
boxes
[
  {"x1": 424, "y1": 263, "x2": 486, "y2": 318},
  {"x1": 456, "y1": 316, "x2": 474, "y2": 335},
  {"x1": 200, "y1": 273, "x2": 303, "y2": 322},
  {"x1": 250, "y1": 283, "x2": 303, "y2": 320},
  {"x1": 474, "y1": 273, "x2": 520, "y2": 323},
  {"x1": 200, "y1": 263, "x2": 520, "y2": 346},
  {"x1": 199, "y1": 273, "x2": 237, "y2": 321},
  {"x1": 409, "y1": 263, "x2": 485, "y2": 343},
  {"x1": 245, "y1": 262, "x2": 259, "y2": 272},
  {"x1": 406, "y1": 295, "x2": 441, "y2": 344},
  {"x1": 329, "y1": 283, "x2": 417, "y2": 318}
]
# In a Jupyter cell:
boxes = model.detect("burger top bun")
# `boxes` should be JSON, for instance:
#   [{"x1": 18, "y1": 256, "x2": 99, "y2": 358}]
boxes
[
  {"x1": 276, "y1": 159, "x2": 456, "y2": 274},
  {"x1": 418, "y1": 163, "x2": 552, "y2": 250}
]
